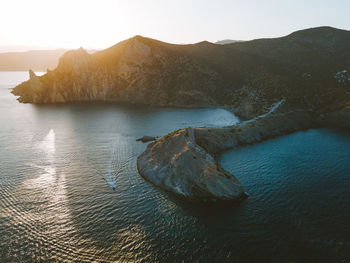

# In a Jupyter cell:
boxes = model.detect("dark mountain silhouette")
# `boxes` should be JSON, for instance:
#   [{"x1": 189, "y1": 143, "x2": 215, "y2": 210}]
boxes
[{"x1": 215, "y1": 39, "x2": 243, "y2": 44}]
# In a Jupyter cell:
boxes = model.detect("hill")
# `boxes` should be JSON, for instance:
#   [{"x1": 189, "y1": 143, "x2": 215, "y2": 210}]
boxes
[
  {"x1": 0, "y1": 49, "x2": 68, "y2": 71},
  {"x1": 12, "y1": 27, "x2": 350, "y2": 119},
  {"x1": 215, "y1": 39, "x2": 243, "y2": 44}
]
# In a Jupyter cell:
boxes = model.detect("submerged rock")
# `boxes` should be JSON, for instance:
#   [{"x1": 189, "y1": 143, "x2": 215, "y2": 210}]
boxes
[{"x1": 136, "y1": 136, "x2": 157, "y2": 143}]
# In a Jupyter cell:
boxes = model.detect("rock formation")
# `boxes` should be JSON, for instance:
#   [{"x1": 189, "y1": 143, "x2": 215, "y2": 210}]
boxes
[
  {"x1": 137, "y1": 108, "x2": 314, "y2": 202},
  {"x1": 137, "y1": 127, "x2": 247, "y2": 202},
  {"x1": 137, "y1": 106, "x2": 349, "y2": 202}
]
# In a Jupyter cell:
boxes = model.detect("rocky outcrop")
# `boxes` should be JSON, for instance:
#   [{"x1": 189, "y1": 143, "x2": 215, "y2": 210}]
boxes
[
  {"x1": 137, "y1": 127, "x2": 247, "y2": 202},
  {"x1": 137, "y1": 107, "x2": 350, "y2": 202},
  {"x1": 193, "y1": 110, "x2": 316, "y2": 155},
  {"x1": 137, "y1": 109, "x2": 318, "y2": 202}
]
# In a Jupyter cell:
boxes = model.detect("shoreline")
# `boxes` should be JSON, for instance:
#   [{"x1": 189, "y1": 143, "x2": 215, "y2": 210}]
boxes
[{"x1": 137, "y1": 107, "x2": 350, "y2": 202}]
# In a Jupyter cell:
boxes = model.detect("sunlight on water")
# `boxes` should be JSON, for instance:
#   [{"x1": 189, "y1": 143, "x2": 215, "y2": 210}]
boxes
[
  {"x1": 26, "y1": 129, "x2": 56, "y2": 186},
  {"x1": 14, "y1": 127, "x2": 98, "y2": 261},
  {"x1": 1, "y1": 72, "x2": 350, "y2": 262},
  {"x1": 38, "y1": 129, "x2": 56, "y2": 155}
]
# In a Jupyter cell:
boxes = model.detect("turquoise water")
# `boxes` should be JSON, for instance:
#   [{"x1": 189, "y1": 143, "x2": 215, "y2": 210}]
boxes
[{"x1": 1, "y1": 72, "x2": 350, "y2": 262}]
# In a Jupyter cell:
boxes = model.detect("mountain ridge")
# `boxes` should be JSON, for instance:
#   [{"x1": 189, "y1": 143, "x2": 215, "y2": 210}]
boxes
[
  {"x1": 0, "y1": 49, "x2": 98, "y2": 72},
  {"x1": 12, "y1": 26, "x2": 350, "y2": 119},
  {"x1": 0, "y1": 49, "x2": 68, "y2": 72}
]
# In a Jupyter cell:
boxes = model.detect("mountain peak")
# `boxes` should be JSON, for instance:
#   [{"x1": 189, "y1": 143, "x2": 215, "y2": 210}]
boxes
[
  {"x1": 287, "y1": 26, "x2": 349, "y2": 39},
  {"x1": 131, "y1": 35, "x2": 146, "y2": 40}
]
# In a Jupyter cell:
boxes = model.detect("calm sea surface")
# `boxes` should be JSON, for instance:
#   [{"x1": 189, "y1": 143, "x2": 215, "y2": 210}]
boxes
[{"x1": 1, "y1": 72, "x2": 350, "y2": 262}]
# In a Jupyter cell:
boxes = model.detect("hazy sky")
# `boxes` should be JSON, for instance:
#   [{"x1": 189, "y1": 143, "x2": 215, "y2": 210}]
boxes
[{"x1": 1, "y1": 0, "x2": 349, "y2": 50}]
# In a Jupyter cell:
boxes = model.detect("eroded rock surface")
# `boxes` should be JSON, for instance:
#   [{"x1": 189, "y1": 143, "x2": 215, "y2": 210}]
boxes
[{"x1": 137, "y1": 127, "x2": 246, "y2": 202}]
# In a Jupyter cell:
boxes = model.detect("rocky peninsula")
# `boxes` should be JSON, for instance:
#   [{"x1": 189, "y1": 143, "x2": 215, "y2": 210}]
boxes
[{"x1": 137, "y1": 105, "x2": 350, "y2": 202}]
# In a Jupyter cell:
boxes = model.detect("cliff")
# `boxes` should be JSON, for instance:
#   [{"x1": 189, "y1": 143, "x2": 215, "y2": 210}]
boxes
[{"x1": 12, "y1": 27, "x2": 350, "y2": 119}]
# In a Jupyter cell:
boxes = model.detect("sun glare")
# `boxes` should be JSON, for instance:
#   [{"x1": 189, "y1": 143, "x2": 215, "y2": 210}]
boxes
[
  {"x1": 1, "y1": 0, "x2": 350, "y2": 50},
  {"x1": 2, "y1": 0, "x2": 130, "y2": 49}
]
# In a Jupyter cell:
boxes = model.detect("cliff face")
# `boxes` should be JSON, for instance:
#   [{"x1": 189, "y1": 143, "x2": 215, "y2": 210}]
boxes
[
  {"x1": 12, "y1": 37, "x2": 222, "y2": 107},
  {"x1": 12, "y1": 27, "x2": 350, "y2": 119}
]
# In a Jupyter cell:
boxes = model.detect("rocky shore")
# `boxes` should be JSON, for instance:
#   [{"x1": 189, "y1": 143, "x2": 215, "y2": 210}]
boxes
[{"x1": 137, "y1": 107, "x2": 350, "y2": 202}]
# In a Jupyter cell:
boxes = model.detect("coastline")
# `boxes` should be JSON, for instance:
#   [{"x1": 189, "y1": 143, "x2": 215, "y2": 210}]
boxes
[{"x1": 137, "y1": 106, "x2": 350, "y2": 202}]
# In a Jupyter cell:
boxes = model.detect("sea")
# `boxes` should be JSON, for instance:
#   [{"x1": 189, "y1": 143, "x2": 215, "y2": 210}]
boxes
[{"x1": 1, "y1": 71, "x2": 350, "y2": 262}]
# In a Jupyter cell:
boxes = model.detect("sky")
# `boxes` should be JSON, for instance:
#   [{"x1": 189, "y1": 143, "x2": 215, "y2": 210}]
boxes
[{"x1": 1, "y1": 0, "x2": 350, "y2": 50}]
